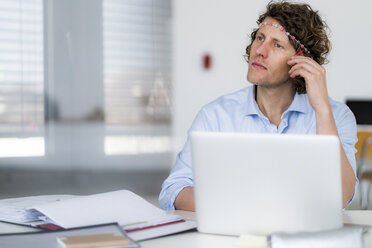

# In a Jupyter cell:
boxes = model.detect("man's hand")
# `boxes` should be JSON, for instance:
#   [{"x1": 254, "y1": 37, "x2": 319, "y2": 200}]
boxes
[{"x1": 287, "y1": 56, "x2": 330, "y2": 114}]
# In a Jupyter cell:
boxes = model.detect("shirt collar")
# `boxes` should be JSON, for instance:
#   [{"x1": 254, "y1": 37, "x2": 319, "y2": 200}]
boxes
[
  {"x1": 286, "y1": 91, "x2": 308, "y2": 114},
  {"x1": 244, "y1": 85, "x2": 261, "y2": 116},
  {"x1": 244, "y1": 85, "x2": 308, "y2": 116}
]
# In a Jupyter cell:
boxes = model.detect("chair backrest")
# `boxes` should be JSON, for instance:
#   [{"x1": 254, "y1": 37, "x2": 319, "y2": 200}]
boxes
[
  {"x1": 346, "y1": 99, "x2": 372, "y2": 158},
  {"x1": 356, "y1": 132, "x2": 372, "y2": 179},
  {"x1": 356, "y1": 131, "x2": 372, "y2": 159}
]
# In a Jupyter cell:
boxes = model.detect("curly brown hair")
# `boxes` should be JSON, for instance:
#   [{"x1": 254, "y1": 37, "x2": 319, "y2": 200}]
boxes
[{"x1": 245, "y1": 1, "x2": 331, "y2": 94}]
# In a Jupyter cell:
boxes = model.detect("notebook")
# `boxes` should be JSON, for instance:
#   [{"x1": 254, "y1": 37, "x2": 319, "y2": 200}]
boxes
[
  {"x1": 0, "y1": 223, "x2": 139, "y2": 248},
  {"x1": 190, "y1": 132, "x2": 343, "y2": 236},
  {"x1": 57, "y1": 233, "x2": 131, "y2": 248}
]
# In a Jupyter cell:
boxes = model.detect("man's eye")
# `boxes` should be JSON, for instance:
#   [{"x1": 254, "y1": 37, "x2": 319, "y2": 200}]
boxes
[
  {"x1": 275, "y1": 43, "x2": 282, "y2": 48},
  {"x1": 257, "y1": 36, "x2": 264, "y2": 41}
]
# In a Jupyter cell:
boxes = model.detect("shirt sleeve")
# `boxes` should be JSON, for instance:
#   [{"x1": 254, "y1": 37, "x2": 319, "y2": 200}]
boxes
[
  {"x1": 334, "y1": 104, "x2": 359, "y2": 205},
  {"x1": 159, "y1": 108, "x2": 215, "y2": 210}
]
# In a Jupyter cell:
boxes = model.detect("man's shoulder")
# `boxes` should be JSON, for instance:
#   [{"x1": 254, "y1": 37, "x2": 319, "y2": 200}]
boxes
[
  {"x1": 202, "y1": 86, "x2": 252, "y2": 111},
  {"x1": 328, "y1": 97, "x2": 355, "y2": 120},
  {"x1": 329, "y1": 97, "x2": 350, "y2": 112}
]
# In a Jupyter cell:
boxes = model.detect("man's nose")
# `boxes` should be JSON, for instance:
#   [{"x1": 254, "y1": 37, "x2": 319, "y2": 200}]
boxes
[{"x1": 256, "y1": 42, "x2": 269, "y2": 58}]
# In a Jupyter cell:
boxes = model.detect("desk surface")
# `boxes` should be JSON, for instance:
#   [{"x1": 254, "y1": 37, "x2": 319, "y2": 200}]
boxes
[
  {"x1": 0, "y1": 210, "x2": 371, "y2": 248},
  {"x1": 141, "y1": 210, "x2": 372, "y2": 248}
]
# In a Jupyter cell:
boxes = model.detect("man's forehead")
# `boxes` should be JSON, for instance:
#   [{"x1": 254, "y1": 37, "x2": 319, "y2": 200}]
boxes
[
  {"x1": 257, "y1": 17, "x2": 310, "y2": 54},
  {"x1": 257, "y1": 24, "x2": 290, "y2": 44}
]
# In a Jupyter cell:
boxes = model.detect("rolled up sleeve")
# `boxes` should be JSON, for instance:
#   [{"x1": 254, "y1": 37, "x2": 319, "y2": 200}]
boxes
[{"x1": 159, "y1": 108, "x2": 214, "y2": 210}]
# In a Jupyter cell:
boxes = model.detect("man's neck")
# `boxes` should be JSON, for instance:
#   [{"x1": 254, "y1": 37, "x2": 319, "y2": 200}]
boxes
[{"x1": 255, "y1": 84, "x2": 296, "y2": 127}]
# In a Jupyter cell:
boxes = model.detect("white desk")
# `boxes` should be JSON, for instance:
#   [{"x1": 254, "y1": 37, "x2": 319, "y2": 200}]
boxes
[
  {"x1": 0, "y1": 210, "x2": 371, "y2": 247},
  {"x1": 140, "y1": 210, "x2": 372, "y2": 248}
]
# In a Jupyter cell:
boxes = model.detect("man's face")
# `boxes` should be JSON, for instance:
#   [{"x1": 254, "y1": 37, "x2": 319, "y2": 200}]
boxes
[{"x1": 247, "y1": 17, "x2": 296, "y2": 88}]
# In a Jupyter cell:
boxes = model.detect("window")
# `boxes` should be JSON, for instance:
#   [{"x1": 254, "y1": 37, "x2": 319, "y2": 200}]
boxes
[
  {"x1": 103, "y1": 0, "x2": 172, "y2": 125},
  {"x1": 0, "y1": 0, "x2": 44, "y2": 157},
  {"x1": 0, "y1": 0, "x2": 173, "y2": 164},
  {"x1": 103, "y1": 0, "x2": 173, "y2": 156}
]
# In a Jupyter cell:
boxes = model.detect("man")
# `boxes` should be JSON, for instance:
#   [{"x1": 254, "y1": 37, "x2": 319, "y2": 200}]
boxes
[{"x1": 159, "y1": 1, "x2": 358, "y2": 211}]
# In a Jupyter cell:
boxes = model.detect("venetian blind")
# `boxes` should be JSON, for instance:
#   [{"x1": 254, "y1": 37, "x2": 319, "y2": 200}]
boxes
[
  {"x1": 103, "y1": 0, "x2": 172, "y2": 125},
  {"x1": 0, "y1": 0, "x2": 44, "y2": 136}
]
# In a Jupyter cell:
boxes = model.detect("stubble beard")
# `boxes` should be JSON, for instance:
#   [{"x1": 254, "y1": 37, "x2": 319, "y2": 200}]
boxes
[{"x1": 247, "y1": 70, "x2": 291, "y2": 89}]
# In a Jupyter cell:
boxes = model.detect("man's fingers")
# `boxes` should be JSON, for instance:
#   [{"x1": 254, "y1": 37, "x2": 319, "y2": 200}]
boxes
[
  {"x1": 288, "y1": 63, "x2": 313, "y2": 75},
  {"x1": 288, "y1": 56, "x2": 321, "y2": 68},
  {"x1": 289, "y1": 67, "x2": 311, "y2": 80}
]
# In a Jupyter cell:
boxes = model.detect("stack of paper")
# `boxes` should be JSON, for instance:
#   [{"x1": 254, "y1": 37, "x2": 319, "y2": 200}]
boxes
[
  {"x1": 0, "y1": 190, "x2": 197, "y2": 241},
  {"x1": 0, "y1": 195, "x2": 77, "y2": 226}
]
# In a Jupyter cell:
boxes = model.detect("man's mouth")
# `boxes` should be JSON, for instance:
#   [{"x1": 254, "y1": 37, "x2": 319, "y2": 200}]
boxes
[{"x1": 252, "y1": 62, "x2": 267, "y2": 70}]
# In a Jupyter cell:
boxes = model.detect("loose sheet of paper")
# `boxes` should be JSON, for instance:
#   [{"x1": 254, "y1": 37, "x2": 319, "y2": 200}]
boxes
[{"x1": 31, "y1": 190, "x2": 182, "y2": 229}]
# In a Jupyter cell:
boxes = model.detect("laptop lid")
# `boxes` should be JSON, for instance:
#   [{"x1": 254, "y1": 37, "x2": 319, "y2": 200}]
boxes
[{"x1": 191, "y1": 132, "x2": 343, "y2": 236}]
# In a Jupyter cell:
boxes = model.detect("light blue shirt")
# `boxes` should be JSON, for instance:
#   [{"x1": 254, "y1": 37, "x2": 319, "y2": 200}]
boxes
[{"x1": 159, "y1": 85, "x2": 358, "y2": 210}]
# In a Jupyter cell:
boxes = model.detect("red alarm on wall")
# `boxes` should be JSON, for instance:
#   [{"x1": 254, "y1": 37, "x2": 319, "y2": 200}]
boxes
[{"x1": 202, "y1": 53, "x2": 212, "y2": 70}]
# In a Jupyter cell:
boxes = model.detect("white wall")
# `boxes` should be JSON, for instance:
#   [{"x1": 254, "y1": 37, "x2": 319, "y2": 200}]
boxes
[{"x1": 172, "y1": 0, "x2": 372, "y2": 151}]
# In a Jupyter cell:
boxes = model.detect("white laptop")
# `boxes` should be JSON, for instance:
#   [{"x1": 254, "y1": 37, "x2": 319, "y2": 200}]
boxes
[{"x1": 190, "y1": 132, "x2": 343, "y2": 236}]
